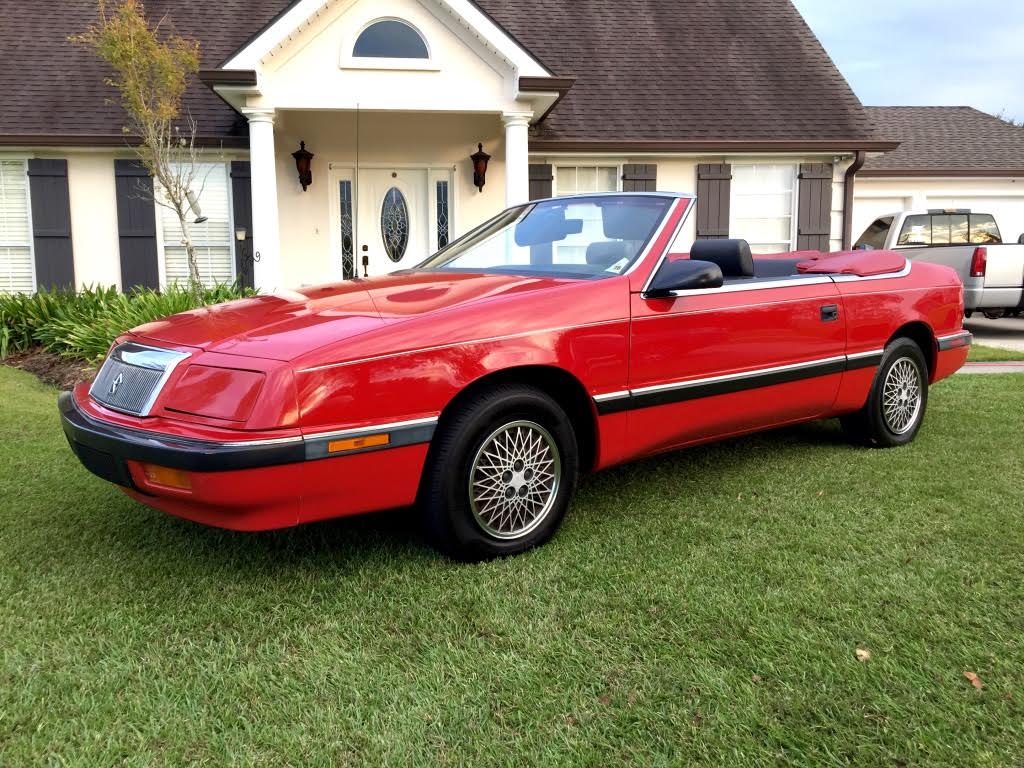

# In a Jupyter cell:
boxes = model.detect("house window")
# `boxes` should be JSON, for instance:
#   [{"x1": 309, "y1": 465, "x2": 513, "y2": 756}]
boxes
[
  {"x1": 0, "y1": 160, "x2": 34, "y2": 293},
  {"x1": 729, "y1": 164, "x2": 797, "y2": 253},
  {"x1": 339, "y1": 180, "x2": 355, "y2": 279},
  {"x1": 157, "y1": 163, "x2": 234, "y2": 285},
  {"x1": 555, "y1": 166, "x2": 619, "y2": 196},
  {"x1": 554, "y1": 166, "x2": 620, "y2": 263},
  {"x1": 436, "y1": 180, "x2": 450, "y2": 249},
  {"x1": 353, "y1": 20, "x2": 429, "y2": 59}
]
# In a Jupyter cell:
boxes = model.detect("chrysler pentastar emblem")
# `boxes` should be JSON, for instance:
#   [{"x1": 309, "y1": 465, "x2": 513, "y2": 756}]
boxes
[{"x1": 109, "y1": 372, "x2": 124, "y2": 396}]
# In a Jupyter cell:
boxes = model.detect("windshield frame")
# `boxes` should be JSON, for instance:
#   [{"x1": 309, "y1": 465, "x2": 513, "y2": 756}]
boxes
[{"x1": 413, "y1": 193, "x2": 680, "y2": 280}]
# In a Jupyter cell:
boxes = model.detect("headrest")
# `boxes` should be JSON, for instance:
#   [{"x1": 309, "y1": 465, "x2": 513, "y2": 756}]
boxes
[
  {"x1": 586, "y1": 241, "x2": 630, "y2": 267},
  {"x1": 689, "y1": 239, "x2": 754, "y2": 278}
]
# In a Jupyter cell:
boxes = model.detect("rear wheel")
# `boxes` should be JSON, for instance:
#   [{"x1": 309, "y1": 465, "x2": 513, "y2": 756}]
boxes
[
  {"x1": 420, "y1": 384, "x2": 579, "y2": 561},
  {"x1": 841, "y1": 337, "x2": 929, "y2": 447}
]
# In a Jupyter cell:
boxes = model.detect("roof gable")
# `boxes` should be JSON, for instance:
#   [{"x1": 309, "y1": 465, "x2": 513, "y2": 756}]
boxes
[
  {"x1": 242, "y1": 0, "x2": 527, "y2": 114},
  {"x1": 222, "y1": 0, "x2": 550, "y2": 76}
]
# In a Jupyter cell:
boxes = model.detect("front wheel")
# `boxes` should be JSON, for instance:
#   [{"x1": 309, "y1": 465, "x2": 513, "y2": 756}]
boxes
[
  {"x1": 419, "y1": 384, "x2": 579, "y2": 561},
  {"x1": 841, "y1": 338, "x2": 929, "y2": 447}
]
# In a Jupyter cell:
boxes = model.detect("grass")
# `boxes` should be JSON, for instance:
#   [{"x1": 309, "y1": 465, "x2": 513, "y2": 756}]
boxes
[
  {"x1": 1, "y1": 366, "x2": 1022, "y2": 766},
  {"x1": 968, "y1": 344, "x2": 1024, "y2": 362}
]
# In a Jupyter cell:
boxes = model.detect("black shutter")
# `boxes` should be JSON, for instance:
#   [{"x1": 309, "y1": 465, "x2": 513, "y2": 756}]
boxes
[
  {"x1": 796, "y1": 162, "x2": 834, "y2": 251},
  {"x1": 621, "y1": 164, "x2": 657, "y2": 192},
  {"x1": 230, "y1": 161, "x2": 254, "y2": 290},
  {"x1": 528, "y1": 164, "x2": 553, "y2": 200},
  {"x1": 114, "y1": 159, "x2": 160, "y2": 290},
  {"x1": 696, "y1": 163, "x2": 731, "y2": 240},
  {"x1": 27, "y1": 159, "x2": 75, "y2": 290}
]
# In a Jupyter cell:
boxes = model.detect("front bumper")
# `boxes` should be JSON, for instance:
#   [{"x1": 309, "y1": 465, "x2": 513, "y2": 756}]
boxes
[
  {"x1": 58, "y1": 391, "x2": 433, "y2": 531},
  {"x1": 58, "y1": 390, "x2": 304, "y2": 486}
]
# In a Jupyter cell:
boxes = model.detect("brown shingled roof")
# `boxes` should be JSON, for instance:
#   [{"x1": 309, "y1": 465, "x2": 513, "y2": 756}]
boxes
[
  {"x1": 861, "y1": 107, "x2": 1024, "y2": 176},
  {"x1": 0, "y1": 0, "x2": 267, "y2": 146},
  {"x1": 0, "y1": 0, "x2": 883, "y2": 148}
]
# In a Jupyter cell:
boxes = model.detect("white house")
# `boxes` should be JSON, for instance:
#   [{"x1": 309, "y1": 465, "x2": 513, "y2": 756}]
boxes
[{"x1": 0, "y1": 0, "x2": 896, "y2": 294}]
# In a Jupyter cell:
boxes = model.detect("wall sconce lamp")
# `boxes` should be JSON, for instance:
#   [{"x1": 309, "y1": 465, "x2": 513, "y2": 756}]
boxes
[
  {"x1": 234, "y1": 227, "x2": 247, "y2": 242},
  {"x1": 470, "y1": 143, "x2": 491, "y2": 192},
  {"x1": 292, "y1": 141, "x2": 314, "y2": 191}
]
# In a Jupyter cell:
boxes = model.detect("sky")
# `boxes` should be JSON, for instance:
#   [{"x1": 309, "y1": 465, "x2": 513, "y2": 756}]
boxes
[{"x1": 791, "y1": 0, "x2": 1024, "y2": 120}]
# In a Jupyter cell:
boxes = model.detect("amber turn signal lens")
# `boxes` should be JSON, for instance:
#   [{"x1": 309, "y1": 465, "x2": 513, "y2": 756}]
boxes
[
  {"x1": 141, "y1": 464, "x2": 192, "y2": 490},
  {"x1": 328, "y1": 433, "x2": 390, "y2": 454}
]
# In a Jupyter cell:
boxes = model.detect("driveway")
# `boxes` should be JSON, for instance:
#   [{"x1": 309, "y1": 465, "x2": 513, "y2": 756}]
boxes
[{"x1": 964, "y1": 315, "x2": 1024, "y2": 353}]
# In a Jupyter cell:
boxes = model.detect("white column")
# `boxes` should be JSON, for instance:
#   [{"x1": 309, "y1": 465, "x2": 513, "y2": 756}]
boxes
[
  {"x1": 244, "y1": 109, "x2": 282, "y2": 292},
  {"x1": 502, "y1": 112, "x2": 532, "y2": 206}
]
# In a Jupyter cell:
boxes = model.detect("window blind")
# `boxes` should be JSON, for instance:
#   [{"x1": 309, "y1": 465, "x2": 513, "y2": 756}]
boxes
[
  {"x1": 0, "y1": 160, "x2": 34, "y2": 293},
  {"x1": 158, "y1": 162, "x2": 234, "y2": 285}
]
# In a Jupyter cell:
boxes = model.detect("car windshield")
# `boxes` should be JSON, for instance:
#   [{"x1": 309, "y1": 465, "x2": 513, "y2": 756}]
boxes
[{"x1": 417, "y1": 195, "x2": 673, "y2": 279}]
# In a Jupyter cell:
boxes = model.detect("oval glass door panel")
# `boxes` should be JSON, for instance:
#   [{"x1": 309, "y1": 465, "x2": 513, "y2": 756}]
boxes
[{"x1": 381, "y1": 187, "x2": 410, "y2": 263}]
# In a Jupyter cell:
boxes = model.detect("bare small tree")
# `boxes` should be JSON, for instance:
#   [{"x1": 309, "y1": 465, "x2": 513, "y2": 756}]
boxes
[
  {"x1": 994, "y1": 109, "x2": 1024, "y2": 128},
  {"x1": 73, "y1": 0, "x2": 208, "y2": 300}
]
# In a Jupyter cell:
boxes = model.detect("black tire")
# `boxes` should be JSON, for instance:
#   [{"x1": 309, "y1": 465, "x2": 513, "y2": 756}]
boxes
[
  {"x1": 419, "y1": 384, "x2": 579, "y2": 561},
  {"x1": 841, "y1": 337, "x2": 929, "y2": 448}
]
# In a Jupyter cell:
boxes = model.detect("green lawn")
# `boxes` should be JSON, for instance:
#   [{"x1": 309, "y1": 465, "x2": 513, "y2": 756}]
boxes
[
  {"x1": 968, "y1": 344, "x2": 1024, "y2": 362},
  {"x1": 1, "y1": 366, "x2": 1022, "y2": 767}
]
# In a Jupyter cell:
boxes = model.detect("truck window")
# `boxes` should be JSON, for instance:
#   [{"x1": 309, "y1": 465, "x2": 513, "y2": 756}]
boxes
[
  {"x1": 897, "y1": 215, "x2": 931, "y2": 245},
  {"x1": 930, "y1": 214, "x2": 970, "y2": 244},
  {"x1": 969, "y1": 214, "x2": 1001, "y2": 244},
  {"x1": 855, "y1": 217, "x2": 893, "y2": 250},
  {"x1": 950, "y1": 214, "x2": 969, "y2": 243}
]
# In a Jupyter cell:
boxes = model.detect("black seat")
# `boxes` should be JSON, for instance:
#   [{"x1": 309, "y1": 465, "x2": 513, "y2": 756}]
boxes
[
  {"x1": 689, "y1": 239, "x2": 754, "y2": 278},
  {"x1": 586, "y1": 241, "x2": 630, "y2": 267}
]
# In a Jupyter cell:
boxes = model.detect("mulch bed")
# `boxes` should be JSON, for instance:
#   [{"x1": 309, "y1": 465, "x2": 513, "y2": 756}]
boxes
[{"x1": 2, "y1": 348, "x2": 96, "y2": 390}]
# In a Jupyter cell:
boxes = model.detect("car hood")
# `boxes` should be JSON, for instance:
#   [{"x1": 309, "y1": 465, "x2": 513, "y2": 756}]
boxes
[{"x1": 131, "y1": 271, "x2": 575, "y2": 361}]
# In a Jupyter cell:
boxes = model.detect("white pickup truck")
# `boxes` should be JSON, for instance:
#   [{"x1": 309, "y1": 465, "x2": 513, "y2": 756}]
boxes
[{"x1": 855, "y1": 209, "x2": 1024, "y2": 318}]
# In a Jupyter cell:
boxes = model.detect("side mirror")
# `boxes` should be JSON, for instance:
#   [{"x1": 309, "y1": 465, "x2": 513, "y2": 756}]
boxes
[{"x1": 644, "y1": 259, "x2": 723, "y2": 298}]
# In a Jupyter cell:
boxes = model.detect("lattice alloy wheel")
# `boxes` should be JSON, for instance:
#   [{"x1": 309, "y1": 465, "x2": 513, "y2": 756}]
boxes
[
  {"x1": 468, "y1": 420, "x2": 561, "y2": 540},
  {"x1": 881, "y1": 357, "x2": 923, "y2": 435},
  {"x1": 840, "y1": 337, "x2": 929, "y2": 448}
]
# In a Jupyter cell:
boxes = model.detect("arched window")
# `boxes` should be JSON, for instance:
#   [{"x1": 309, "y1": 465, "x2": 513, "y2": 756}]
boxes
[{"x1": 353, "y1": 20, "x2": 429, "y2": 59}]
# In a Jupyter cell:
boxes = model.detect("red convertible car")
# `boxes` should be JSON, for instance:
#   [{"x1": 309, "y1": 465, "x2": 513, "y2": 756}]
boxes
[{"x1": 60, "y1": 192, "x2": 971, "y2": 559}]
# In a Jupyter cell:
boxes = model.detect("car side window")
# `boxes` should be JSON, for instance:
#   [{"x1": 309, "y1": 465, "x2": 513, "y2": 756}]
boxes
[
  {"x1": 969, "y1": 214, "x2": 1001, "y2": 244},
  {"x1": 897, "y1": 214, "x2": 931, "y2": 245},
  {"x1": 855, "y1": 217, "x2": 892, "y2": 250}
]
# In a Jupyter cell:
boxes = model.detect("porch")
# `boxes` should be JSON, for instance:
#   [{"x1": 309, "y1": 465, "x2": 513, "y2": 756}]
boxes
[{"x1": 255, "y1": 109, "x2": 523, "y2": 289}]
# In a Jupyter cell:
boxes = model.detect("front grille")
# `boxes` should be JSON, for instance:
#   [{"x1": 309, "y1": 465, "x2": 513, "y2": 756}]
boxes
[{"x1": 89, "y1": 342, "x2": 190, "y2": 416}]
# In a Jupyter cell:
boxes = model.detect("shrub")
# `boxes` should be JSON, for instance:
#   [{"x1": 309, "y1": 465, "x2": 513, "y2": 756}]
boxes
[{"x1": 0, "y1": 284, "x2": 256, "y2": 362}]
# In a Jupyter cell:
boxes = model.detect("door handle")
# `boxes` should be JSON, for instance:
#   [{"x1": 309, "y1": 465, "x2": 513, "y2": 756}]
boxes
[{"x1": 820, "y1": 304, "x2": 839, "y2": 322}]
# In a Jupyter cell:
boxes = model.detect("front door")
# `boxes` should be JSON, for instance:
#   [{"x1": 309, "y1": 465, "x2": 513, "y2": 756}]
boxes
[
  {"x1": 626, "y1": 278, "x2": 847, "y2": 457},
  {"x1": 358, "y1": 168, "x2": 429, "y2": 277},
  {"x1": 332, "y1": 165, "x2": 454, "y2": 280}
]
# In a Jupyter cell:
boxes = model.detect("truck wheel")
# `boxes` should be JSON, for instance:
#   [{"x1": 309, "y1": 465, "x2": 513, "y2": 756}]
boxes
[
  {"x1": 841, "y1": 338, "x2": 929, "y2": 448},
  {"x1": 419, "y1": 384, "x2": 579, "y2": 561}
]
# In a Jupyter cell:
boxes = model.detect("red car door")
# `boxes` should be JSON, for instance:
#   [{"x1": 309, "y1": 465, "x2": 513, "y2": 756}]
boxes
[{"x1": 622, "y1": 274, "x2": 847, "y2": 458}]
